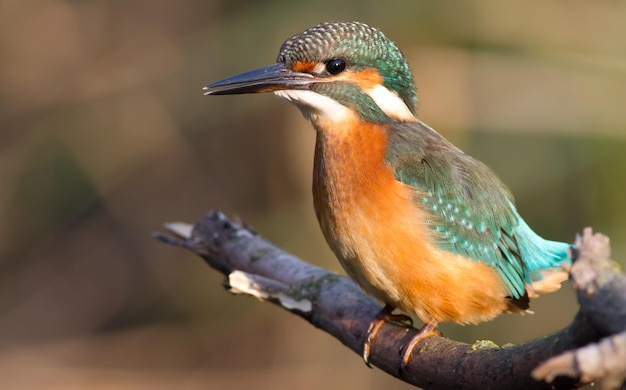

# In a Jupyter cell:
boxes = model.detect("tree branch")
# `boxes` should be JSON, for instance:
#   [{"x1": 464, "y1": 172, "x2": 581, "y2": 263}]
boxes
[{"x1": 155, "y1": 212, "x2": 626, "y2": 389}]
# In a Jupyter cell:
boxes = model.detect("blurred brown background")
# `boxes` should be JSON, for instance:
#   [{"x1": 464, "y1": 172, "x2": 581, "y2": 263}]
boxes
[{"x1": 1, "y1": 1, "x2": 625, "y2": 389}]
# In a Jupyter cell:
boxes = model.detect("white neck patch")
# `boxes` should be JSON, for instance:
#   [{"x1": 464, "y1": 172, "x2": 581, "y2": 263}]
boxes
[
  {"x1": 274, "y1": 89, "x2": 354, "y2": 124},
  {"x1": 365, "y1": 84, "x2": 417, "y2": 122}
]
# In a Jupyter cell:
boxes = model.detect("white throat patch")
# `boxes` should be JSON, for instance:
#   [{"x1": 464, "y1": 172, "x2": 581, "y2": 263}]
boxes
[{"x1": 274, "y1": 89, "x2": 353, "y2": 124}]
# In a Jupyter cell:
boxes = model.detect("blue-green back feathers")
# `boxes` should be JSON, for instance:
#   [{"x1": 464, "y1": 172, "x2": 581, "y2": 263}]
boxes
[{"x1": 385, "y1": 121, "x2": 570, "y2": 300}]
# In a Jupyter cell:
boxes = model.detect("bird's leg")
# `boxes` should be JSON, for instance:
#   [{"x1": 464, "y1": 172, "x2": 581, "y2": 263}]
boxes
[
  {"x1": 400, "y1": 319, "x2": 440, "y2": 373},
  {"x1": 363, "y1": 304, "x2": 413, "y2": 367}
]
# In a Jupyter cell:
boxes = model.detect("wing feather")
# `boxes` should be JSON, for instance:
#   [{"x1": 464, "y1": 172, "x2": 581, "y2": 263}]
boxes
[{"x1": 385, "y1": 121, "x2": 529, "y2": 298}]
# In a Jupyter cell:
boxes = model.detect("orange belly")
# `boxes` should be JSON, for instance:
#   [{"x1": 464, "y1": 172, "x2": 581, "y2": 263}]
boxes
[{"x1": 312, "y1": 120, "x2": 510, "y2": 324}]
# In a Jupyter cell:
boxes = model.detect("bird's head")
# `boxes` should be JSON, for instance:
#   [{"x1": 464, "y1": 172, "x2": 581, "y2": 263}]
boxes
[{"x1": 204, "y1": 21, "x2": 418, "y2": 125}]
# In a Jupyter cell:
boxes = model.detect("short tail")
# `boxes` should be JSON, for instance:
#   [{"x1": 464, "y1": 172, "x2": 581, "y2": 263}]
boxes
[{"x1": 515, "y1": 218, "x2": 571, "y2": 297}]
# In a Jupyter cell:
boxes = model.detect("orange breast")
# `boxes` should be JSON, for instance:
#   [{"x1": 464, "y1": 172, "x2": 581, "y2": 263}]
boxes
[{"x1": 312, "y1": 119, "x2": 511, "y2": 324}]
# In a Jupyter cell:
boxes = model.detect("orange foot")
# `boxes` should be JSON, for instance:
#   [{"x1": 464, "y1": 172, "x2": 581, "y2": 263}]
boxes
[
  {"x1": 363, "y1": 304, "x2": 413, "y2": 367},
  {"x1": 400, "y1": 319, "x2": 441, "y2": 373}
]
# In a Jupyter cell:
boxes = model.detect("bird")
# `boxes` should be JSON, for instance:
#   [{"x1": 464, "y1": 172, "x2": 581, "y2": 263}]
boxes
[{"x1": 203, "y1": 21, "x2": 571, "y2": 370}]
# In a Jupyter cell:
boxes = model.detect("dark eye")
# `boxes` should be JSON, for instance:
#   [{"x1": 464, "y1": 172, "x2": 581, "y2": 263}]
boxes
[{"x1": 326, "y1": 58, "x2": 346, "y2": 75}]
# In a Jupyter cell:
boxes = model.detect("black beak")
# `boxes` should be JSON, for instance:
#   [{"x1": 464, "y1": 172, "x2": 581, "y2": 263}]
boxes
[{"x1": 203, "y1": 63, "x2": 315, "y2": 95}]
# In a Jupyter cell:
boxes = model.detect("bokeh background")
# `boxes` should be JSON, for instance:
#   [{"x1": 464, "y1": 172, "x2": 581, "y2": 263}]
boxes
[{"x1": 1, "y1": 1, "x2": 625, "y2": 389}]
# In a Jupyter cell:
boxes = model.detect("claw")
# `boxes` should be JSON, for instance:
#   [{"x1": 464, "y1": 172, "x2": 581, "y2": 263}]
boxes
[
  {"x1": 362, "y1": 305, "x2": 413, "y2": 366},
  {"x1": 399, "y1": 320, "x2": 440, "y2": 375}
]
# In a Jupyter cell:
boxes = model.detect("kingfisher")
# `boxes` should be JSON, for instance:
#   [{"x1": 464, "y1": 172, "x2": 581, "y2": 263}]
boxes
[{"x1": 203, "y1": 21, "x2": 571, "y2": 369}]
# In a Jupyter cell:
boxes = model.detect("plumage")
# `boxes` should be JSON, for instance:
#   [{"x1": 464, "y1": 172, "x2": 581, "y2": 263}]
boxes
[{"x1": 204, "y1": 20, "x2": 572, "y2": 367}]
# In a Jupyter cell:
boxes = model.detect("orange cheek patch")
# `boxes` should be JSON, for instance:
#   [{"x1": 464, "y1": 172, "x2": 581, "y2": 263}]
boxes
[
  {"x1": 292, "y1": 61, "x2": 318, "y2": 73},
  {"x1": 336, "y1": 68, "x2": 384, "y2": 90}
]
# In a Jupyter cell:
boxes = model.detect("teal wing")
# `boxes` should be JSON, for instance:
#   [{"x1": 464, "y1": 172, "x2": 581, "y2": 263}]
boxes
[{"x1": 385, "y1": 122, "x2": 569, "y2": 301}]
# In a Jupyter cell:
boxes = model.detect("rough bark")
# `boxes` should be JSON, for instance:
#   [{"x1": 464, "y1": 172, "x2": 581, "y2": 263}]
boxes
[{"x1": 155, "y1": 211, "x2": 626, "y2": 389}]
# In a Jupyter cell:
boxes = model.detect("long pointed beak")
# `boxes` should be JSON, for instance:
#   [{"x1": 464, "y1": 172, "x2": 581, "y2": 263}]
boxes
[{"x1": 203, "y1": 63, "x2": 315, "y2": 95}]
